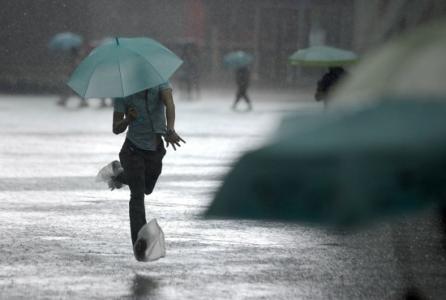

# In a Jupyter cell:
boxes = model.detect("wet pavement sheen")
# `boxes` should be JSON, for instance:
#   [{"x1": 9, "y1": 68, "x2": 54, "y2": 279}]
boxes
[{"x1": 0, "y1": 92, "x2": 446, "y2": 299}]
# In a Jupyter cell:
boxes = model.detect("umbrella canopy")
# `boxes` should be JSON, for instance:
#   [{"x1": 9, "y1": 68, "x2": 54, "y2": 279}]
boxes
[
  {"x1": 205, "y1": 98, "x2": 446, "y2": 227},
  {"x1": 67, "y1": 37, "x2": 183, "y2": 98},
  {"x1": 288, "y1": 46, "x2": 358, "y2": 67},
  {"x1": 223, "y1": 51, "x2": 254, "y2": 69},
  {"x1": 332, "y1": 20, "x2": 446, "y2": 105},
  {"x1": 48, "y1": 32, "x2": 83, "y2": 51}
]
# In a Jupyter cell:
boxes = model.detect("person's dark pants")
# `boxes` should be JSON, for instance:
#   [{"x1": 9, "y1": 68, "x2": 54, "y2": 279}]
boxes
[
  {"x1": 233, "y1": 85, "x2": 252, "y2": 109},
  {"x1": 116, "y1": 139, "x2": 166, "y2": 245}
]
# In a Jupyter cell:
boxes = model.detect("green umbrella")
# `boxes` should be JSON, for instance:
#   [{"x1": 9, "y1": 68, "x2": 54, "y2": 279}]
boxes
[
  {"x1": 332, "y1": 20, "x2": 446, "y2": 105},
  {"x1": 223, "y1": 51, "x2": 254, "y2": 69},
  {"x1": 205, "y1": 98, "x2": 446, "y2": 227},
  {"x1": 67, "y1": 37, "x2": 183, "y2": 98},
  {"x1": 288, "y1": 46, "x2": 358, "y2": 67}
]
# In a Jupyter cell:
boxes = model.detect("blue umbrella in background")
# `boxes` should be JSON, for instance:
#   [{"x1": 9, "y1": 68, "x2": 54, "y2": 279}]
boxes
[
  {"x1": 48, "y1": 32, "x2": 83, "y2": 51},
  {"x1": 223, "y1": 51, "x2": 254, "y2": 69},
  {"x1": 67, "y1": 37, "x2": 183, "y2": 98}
]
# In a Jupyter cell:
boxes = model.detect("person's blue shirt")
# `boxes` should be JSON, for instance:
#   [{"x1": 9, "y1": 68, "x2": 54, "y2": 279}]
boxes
[{"x1": 113, "y1": 82, "x2": 171, "y2": 151}]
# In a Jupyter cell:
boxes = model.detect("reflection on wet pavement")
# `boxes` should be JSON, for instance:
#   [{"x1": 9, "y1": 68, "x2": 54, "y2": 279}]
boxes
[
  {"x1": 0, "y1": 96, "x2": 445, "y2": 299},
  {"x1": 130, "y1": 274, "x2": 160, "y2": 299}
]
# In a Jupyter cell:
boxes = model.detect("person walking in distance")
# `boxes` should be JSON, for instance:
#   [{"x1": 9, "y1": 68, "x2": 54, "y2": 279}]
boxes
[
  {"x1": 57, "y1": 47, "x2": 89, "y2": 108},
  {"x1": 179, "y1": 43, "x2": 201, "y2": 100},
  {"x1": 97, "y1": 82, "x2": 185, "y2": 261},
  {"x1": 232, "y1": 66, "x2": 252, "y2": 111}
]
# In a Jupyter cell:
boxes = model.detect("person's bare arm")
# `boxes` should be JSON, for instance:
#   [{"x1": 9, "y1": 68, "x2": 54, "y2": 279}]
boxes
[
  {"x1": 161, "y1": 89, "x2": 186, "y2": 150},
  {"x1": 112, "y1": 107, "x2": 138, "y2": 134}
]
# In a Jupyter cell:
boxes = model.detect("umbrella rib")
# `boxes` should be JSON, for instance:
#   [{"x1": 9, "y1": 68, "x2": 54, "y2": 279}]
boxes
[
  {"x1": 116, "y1": 52, "x2": 125, "y2": 96},
  {"x1": 82, "y1": 56, "x2": 118, "y2": 98},
  {"x1": 124, "y1": 47, "x2": 167, "y2": 81}
]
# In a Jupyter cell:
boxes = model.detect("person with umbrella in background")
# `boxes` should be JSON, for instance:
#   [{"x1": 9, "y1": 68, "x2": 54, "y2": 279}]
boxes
[
  {"x1": 178, "y1": 42, "x2": 201, "y2": 100},
  {"x1": 224, "y1": 51, "x2": 254, "y2": 111},
  {"x1": 233, "y1": 66, "x2": 252, "y2": 111},
  {"x1": 48, "y1": 32, "x2": 89, "y2": 108},
  {"x1": 288, "y1": 45, "x2": 357, "y2": 108},
  {"x1": 68, "y1": 37, "x2": 185, "y2": 261},
  {"x1": 55, "y1": 47, "x2": 80, "y2": 107}
]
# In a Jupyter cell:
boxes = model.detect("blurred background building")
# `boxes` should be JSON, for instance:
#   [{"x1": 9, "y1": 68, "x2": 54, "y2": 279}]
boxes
[{"x1": 1, "y1": 0, "x2": 445, "y2": 93}]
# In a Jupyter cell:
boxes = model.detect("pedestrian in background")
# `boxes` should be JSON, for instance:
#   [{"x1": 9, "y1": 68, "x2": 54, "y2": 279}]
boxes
[
  {"x1": 57, "y1": 47, "x2": 89, "y2": 108},
  {"x1": 179, "y1": 43, "x2": 201, "y2": 100},
  {"x1": 232, "y1": 66, "x2": 252, "y2": 111}
]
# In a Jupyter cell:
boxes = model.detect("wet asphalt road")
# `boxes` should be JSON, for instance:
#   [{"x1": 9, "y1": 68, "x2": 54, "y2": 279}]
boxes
[{"x1": 0, "y1": 91, "x2": 446, "y2": 299}]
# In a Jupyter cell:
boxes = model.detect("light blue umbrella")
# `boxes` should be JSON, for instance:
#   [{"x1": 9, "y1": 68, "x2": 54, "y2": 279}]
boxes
[
  {"x1": 223, "y1": 51, "x2": 254, "y2": 69},
  {"x1": 48, "y1": 32, "x2": 83, "y2": 51},
  {"x1": 205, "y1": 98, "x2": 446, "y2": 227},
  {"x1": 288, "y1": 46, "x2": 358, "y2": 67},
  {"x1": 67, "y1": 37, "x2": 183, "y2": 98}
]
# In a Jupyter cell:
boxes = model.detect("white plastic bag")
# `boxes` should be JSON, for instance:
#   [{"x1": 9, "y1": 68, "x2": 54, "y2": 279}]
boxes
[{"x1": 134, "y1": 218, "x2": 166, "y2": 262}]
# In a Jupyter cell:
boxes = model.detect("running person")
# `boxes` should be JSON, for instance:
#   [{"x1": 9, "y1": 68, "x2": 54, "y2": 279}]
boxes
[{"x1": 98, "y1": 82, "x2": 185, "y2": 260}]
